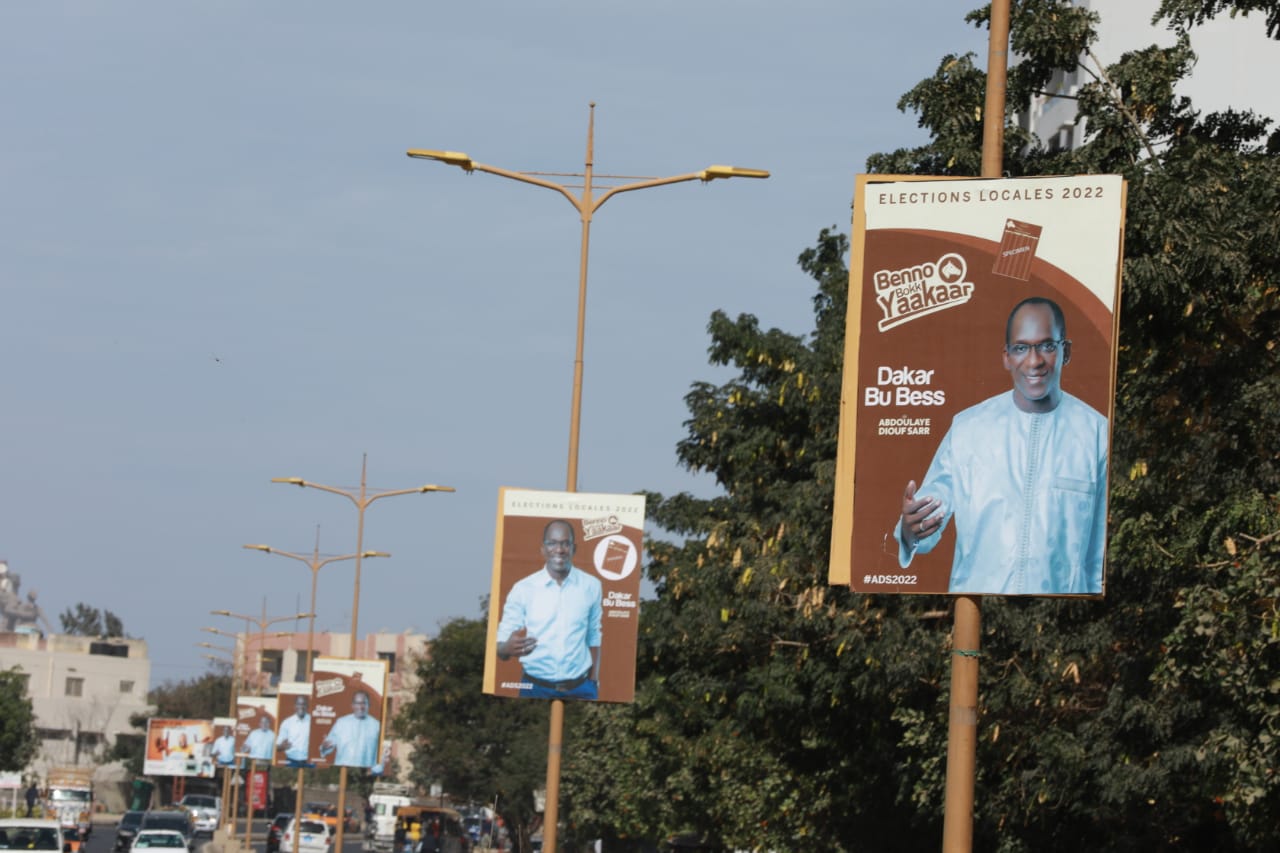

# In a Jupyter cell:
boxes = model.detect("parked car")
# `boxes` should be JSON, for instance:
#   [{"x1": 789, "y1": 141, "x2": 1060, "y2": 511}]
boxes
[
  {"x1": 113, "y1": 812, "x2": 145, "y2": 853},
  {"x1": 281, "y1": 818, "x2": 331, "y2": 853},
  {"x1": 128, "y1": 830, "x2": 189, "y2": 853},
  {"x1": 266, "y1": 813, "x2": 293, "y2": 853},
  {"x1": 138, "y1": 812, "x2": 193, "y2": 848},
  {"x1": 176, "y1": 794, "x2": 220, "y2": 835},
  {"x1": 0, "y1": 818, "x2": 67, "y2": 852}
]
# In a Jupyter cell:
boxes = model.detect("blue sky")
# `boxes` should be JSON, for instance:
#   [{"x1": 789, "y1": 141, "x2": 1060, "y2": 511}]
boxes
[{"x1": 0, "y1": 1, "x2": 994, "y2": 684}]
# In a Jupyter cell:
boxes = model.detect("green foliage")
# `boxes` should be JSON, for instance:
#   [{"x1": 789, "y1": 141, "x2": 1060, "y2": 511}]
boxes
[
  {"x1": 393, "y1": 617, "x2": 548, "y2": 851},
  {"x1": 0, "y1": 668, "x2": 39, "y2": 772},
  {"x1": 58, "y1": 603, "x2": 124, "y2": 638},
  {"x1": 562, "y1": 2, "x2": 1280, "y2": 850}
]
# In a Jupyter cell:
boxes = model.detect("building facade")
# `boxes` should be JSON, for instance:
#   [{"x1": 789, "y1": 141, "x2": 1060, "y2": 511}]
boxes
[{"x1": 0, "y1": 632, "x2": 151, "y2": 772}]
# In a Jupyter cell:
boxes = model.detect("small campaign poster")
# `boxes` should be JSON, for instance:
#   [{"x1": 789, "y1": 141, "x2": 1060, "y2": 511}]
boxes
[
  {"x1": 483, "y1": 488, "x2": 646, "y2": 703},
  {"x1": 274, "y1": 681, "x2": 313, "y2": 768},
  {"x1": 235, "y1": 696, "x2": 276, "y2": 764},
  {"x1": 308, "y1": 657, "x2": 388, "y2": 770},
  {"x1": 829, "y1": 174, "x2": 1126, "y2": 597},
  {"x1": 143, "y1": 718, "x2": 216, "y2": 777}
]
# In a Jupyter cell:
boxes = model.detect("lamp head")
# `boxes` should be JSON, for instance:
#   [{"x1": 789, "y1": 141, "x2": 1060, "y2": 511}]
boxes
[
  {"x1": 243, "y1": 544, "x2": 272, "y2": 553},
  {"x1": 699, "y1": 165, "x2": 770, "y2": 182},
  {"x1": 419, "y1": 484, "x2": 457, "y2": 493},
  {"x1": 407, "y1": 149, "x2": 475, "y2": 171},
  {"x1": 271, "y1": 477, "x2": 306, "y2": 486}
]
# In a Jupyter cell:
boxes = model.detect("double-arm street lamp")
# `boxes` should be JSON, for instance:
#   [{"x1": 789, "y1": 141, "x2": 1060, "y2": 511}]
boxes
[
  {"x1": 242, "y1": 541, "x2": 389, "y2": 680},
  {"x1": 409, "y1": 103, "x2": 768, "y2": 851},
  {"x1": 408, "y1": 102, "x2": 768, "y2": 490},
  {"x1": 272, "y1": 455, "x2": 454, "y2": 654},
  {"x1": 271, "y1": 455, "x2": 454, "y2": 853}
]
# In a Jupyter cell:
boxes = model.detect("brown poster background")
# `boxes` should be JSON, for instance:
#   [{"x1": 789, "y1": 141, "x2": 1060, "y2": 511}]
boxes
[
  {"x1": 483, "y1": 488, "x2": 645, "y2": 703},
  {"x1": 830, "y1": 175, "x2": 1125, "y2": 596},
  {"x1": 307, "y1": 657, "x2": 388, "y2": 769}
]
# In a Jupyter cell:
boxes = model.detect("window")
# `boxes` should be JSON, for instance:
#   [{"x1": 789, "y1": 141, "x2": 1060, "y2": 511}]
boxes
[
  {"x1": 65, "y1": 677, "x2": 84, "y2": 697},
  {"x1": 377, "y1": 651, "x2": 396, "y2": 673},
  {"x1": 119, "y1": 680, "x2": 135, "y2": 694}
]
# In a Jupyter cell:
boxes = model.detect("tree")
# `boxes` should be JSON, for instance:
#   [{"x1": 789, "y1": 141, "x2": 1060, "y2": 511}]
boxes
[
  {"x1": 394, "y1": 617, "x2": 548, "y2": 852},
  {"x1": 0, "y1": 668, "x2": 39, "y2": 772},
  {"x1": 562, "y1": 2, "x2": 1280, "y2": 850},
  {"x1": 58, "y1": 603, "x2": 124, "y2": 638},
  {"x1": 110, "y1": 667, "x2": 233, "y2": 778}
]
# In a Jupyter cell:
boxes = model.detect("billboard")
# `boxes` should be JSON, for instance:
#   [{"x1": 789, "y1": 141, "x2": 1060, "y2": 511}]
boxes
[
  {"x1": 210, "y1": 716, "x2": 237, "y2": 768},
  {"x1": 308, "y1": 657, "x2": 388, "y2": 770},
  {"x1": 829, "y1": 174, "x2": 1125, "y2": 597},
  {"x1": 235, "y1": 696, "x2": 276, "y2": 764},
  {"x1": 274, "y1": 681, "x2": 313, "y2": 768},
  {"x1": 483, "y1": 488, "x2": 646, "y2": 703},
  {"x1": 143, "y1": 718, "x2": 216, "y2": 778}
]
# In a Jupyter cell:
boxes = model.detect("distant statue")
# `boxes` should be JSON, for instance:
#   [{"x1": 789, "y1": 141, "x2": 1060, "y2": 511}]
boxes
[{"x1": 0, "y1": 563, "x2": 50, "y2": 633}]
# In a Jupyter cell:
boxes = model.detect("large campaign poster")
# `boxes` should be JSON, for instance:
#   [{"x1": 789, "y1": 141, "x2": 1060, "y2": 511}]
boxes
[
  {"x1": 483, "y1": 488, "x2": 646, "y2": 703},
  {"x1": 143, "y1": 718, "x2": 216, "y2": 777},
  {"x1": 234, "y1": 696, "x2": 277, "y2": 765},
  {"x1": 829, "y1": 174, "x2": 1125, "y2": 597},
  {"x1": 273, "y1": 681, "x2": 313, "y2": 768},
  {"x1": 307, "y1": 657, "x2": 388, "y2": 770}
]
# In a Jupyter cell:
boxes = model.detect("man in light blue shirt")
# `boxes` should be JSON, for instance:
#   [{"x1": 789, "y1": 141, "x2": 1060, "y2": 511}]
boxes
[
  {"x1": 896, "y1": 297, "x2": 1108, "y2": 594},
  {"x1": 496, "y1": 520, "x2": 603, "y2": 700},
  {"x1": 320, "y1": 691, "x2": 381, "y2": 767},
  {"x1": 211, "y1": 725, "x2": 237, "y2": 766},
  {"x1": 275, "y1": 695, "x2": 312, "y2": 768},
  {"x1": 243, "y1": 716, "x2": 275, "y2": 762}
]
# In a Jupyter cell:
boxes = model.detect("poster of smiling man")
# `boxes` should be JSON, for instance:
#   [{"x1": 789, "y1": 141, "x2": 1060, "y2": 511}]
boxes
[
  {"x1": 308, "y1": 656, "x2": 388, "y2": 770},
  {"x1": 829, "y1": 174, "x2": 1126, "y2": 597},
  {"x1": 484, "y1": 488, "x2": 646, "y2": 703}
]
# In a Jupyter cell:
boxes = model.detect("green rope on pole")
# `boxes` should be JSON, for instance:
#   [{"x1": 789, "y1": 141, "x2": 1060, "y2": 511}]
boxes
[{"x1": 952, "y1": 649, "x2": 981, "y2": 657}]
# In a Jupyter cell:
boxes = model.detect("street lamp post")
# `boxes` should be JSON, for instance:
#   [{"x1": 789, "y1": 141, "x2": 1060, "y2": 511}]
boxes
[
  {"x1": 409, "y1": 103, "x2": 768, "y2": 489},
  {"x1": 409, "y1": 103, "x2": 768, "y2": 850},
  {"x1": 271, "y1": 455, "x2": 454, "y2": 853},
  {"x1": 242, "y1": 537, "x2": 389, "y2": 853},
  {"x1": 209, "y1": 607, "x2": 312, "y2": 851}
]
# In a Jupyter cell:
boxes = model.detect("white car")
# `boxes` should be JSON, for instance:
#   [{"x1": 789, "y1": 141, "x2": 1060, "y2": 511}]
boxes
[
  {"x1": 129, "y1": 829, "x2": 190, "y2": 852},
  {"x1": 281, "y1": 819, "x2": 331, "y2": 853},
  {"x1": 176, "y1": 794, "x2": 221, "y2": 835},
  {"x1": 0, "y1": 818, "x2": 66, "y2": 852}
]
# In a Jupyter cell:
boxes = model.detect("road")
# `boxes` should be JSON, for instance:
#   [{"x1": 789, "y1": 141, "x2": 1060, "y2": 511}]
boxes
[{"x1": 88, "y1": 819, "x2": 368, "y2": 853}]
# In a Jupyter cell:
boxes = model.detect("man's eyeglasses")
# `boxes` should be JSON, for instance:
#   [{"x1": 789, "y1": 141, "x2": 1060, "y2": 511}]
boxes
[{"x1": 1006, "y1": 339, "x2": 1068, "y2": 358}]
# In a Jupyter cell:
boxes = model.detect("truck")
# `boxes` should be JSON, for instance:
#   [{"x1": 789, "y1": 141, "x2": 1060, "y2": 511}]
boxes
[
  {"x1": 362, "y1": 782, "x2": 413, "y2": 853},
  {"x1": 45, "y1": 767, "x2": 94, "y2": 841}
]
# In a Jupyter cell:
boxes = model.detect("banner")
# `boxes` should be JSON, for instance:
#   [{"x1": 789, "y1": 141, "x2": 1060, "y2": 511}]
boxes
[
  {"x1": 235, "y1": 696, "x2": 277, "y2": 764},
  {"x1": 274, "y1": 681, "x2": 313, "y2": 768},
  {"x1": 483, "y1": 488, "x2": 646, "y2": 703},
  {"x1": 308, "y1": 657, "x2": 388, "y2": 770},
  {"x1": 143, "y1": 718, "x2": 216, "y2": 778},
  {"x1": 829, "y1": 174, "x2": 1125, "y2": 597}
]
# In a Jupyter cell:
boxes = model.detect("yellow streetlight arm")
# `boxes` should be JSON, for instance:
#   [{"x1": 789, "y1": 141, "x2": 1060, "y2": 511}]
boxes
[{"x1": 408, "y1": 150, "x2": 584, "y2": 214}]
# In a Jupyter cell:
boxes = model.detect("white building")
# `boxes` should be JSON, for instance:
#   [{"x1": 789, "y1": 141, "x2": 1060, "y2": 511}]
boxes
[
  {"x1": 1021, "y1": 0, "x2": 1279, "y2": 151},
  {"x1": 0, "y1": 632, "x2": 151, "y2": 772}
]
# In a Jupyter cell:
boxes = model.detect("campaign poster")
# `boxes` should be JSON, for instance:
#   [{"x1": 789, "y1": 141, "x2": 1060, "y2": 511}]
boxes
[
  {"x1": 829, "y1": 174, "x2": 1125, "y2": 597},
  {"x1": 235, "y1": 697, "x2": 277, "y2": 764},
  {"x1": 209, "y1": 716, "x2": 237, "y2": 768},
  {"x1": 483, "y1": 488, "x2": 646, "y2": 703},
  {"x1": 273, "y1": 682, "x2": 313, "y2": 769},
  {"x1": 308, "y1": 657, "x2": 388, "y2": 770},
  {"x1": 143, "y1": 718, "x2": 216, "y2": 777}
]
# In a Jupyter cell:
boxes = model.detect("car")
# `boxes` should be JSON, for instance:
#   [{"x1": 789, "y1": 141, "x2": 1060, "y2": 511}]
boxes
[
  {"x1": 129, "y1": 830, "x2": 189, "y2": 853},
  {"x1": 302, "y1": 803, "x2": 339, "y2": 834},
  {"x1": 138, "y1": 812, "x2": 193, "y2": 848},
  {"x1": 113, "y1": 812, "x2": 145, "y2": 853},
  {"x1": 176, "y1": 794, "x2": 221, "y2": 835},
  {"x1": 281, "y1": 818, "x2": 331, "y2": 853},
  {"x1": 266, "y1": 813, "x2": 293, "y2": 853},
  {"x1": 0, "y1": 818, "x2": 68, "y2": 852}
]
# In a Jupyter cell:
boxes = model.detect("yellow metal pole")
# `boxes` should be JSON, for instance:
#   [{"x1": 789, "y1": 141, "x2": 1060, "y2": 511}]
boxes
[{"x1": 942, "y1": 2, "x2": 1009, "y2": 851}]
